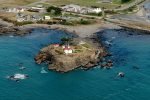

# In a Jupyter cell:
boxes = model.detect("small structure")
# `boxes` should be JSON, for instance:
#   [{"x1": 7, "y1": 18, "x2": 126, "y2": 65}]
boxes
[
  {"x1": 53, "y1": 44, "x2": 60, "y2": 47},
  {"x1": 8, "y1": 7, "x2": 25, "y2": 13},
  {"x1": 63, "y1": 46, "x2": 73, "y2": 54},
  {"x1": 28, "y1": 7, "x2": 46, "y2": 13},
  {"x1": 61, "y1": 4, "x2": 81, "y2": 13},
  {"x1": 61, "y1": 4, "x2": 101, "y2": 14},
  {"x1": 16, "y1": 14, "x2": 44, "y2": 22},
  {"x1": 44, "y1": 16, "x2": 51, "y2": 20},
  {"x1": 92, "y1": 8, "x2": 102, "y2": 13}
]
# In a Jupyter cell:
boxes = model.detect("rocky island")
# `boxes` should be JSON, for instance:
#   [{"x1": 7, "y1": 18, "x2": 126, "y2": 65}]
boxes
[{"x1": 35, "y1": 37, "x2": 112, "y2": 72}]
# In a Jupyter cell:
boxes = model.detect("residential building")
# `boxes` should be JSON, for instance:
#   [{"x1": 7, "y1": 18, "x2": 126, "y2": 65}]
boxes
[{"x1": 8, "y1": 7, "x2": 25, "y2": 13}]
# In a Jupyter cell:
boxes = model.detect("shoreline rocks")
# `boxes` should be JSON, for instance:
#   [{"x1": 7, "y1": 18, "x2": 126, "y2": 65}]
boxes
[
  {"x1": 34, "y1": 37, "x2": 109, "y2": 72},
  {"x1": 0, "y1": 25, "x2": 32, "y2": 36}
]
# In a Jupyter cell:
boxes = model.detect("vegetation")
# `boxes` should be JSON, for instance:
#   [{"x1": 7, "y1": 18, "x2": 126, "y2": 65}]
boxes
[
  {"x1": 47, "y1": 6, "x2": 62, "y2": 15},
  {"x1": 0, "y1": 0, "x2": 38, "y2": 7},
  {"x1": 81, "y1": 43, "x2": 90, "y2": 48},
  {"x1": 87, "y1": 12, "x2": 102, "y2": 16},
  {"x1": 61, "y1": 37, "x2": 73, "y2": 45},
  {"x1": 46, "y1": 0, "x2": 119, "y2": 9},
  {"x1": 113, "y1": 0, "x2": 133, "y2": 4}
]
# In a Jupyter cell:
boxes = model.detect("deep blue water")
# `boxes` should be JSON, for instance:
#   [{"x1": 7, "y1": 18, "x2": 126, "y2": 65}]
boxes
[{"x1": 0, "y1": 28, "x2": 150, "y2": 100}]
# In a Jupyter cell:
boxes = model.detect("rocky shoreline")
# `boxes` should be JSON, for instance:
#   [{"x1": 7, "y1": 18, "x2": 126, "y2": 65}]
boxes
[
  {"x1": 0, "y1": 25, "x2": 32, "y2": 36},
  {"x1": 34, "y1": 37, "x2": 113, "y2": 72}
]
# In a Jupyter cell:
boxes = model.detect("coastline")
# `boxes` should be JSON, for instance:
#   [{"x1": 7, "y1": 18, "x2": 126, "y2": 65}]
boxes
[
  {"x1": 32, "y1": 22, "x2": 120, "y2": 72},
  {"x1": 0, "y1": 20, "x2": 121, "y2": 72}
]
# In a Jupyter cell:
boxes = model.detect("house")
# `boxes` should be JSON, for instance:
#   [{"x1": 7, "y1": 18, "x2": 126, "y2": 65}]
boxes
[
  {"x1": 92, "y1": 8, "x2": 102, "y2": 13},
  {"x1": 61, "y1": 4, "x2": 101, "y2": 14},
  {"x1": 16, "y1": 13, "x2": 44, "y2": 22},
  {"x1": 44, "y1": 16, "x2": 51, "y2": 20},
  {"x1": 64, "y1": 47, "x2": 73, "y2": 54},
  {"x1": 8, "y1": 7, "x2": 25, "y2": 13},
  {"x1": 61, "y1": 4, "x2": 81, "y2": 13},
  {"x1": 53, "y1": 44, "x2": 60, "y2": 47},
  {"x1": 62, "y1": 45, "x2": 73, "y2": 54}
]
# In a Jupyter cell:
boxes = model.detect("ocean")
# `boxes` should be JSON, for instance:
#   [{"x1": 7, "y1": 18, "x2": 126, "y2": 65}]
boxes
[{"x1": 0, "y1": 28, "x2": 150, "y2": 100}]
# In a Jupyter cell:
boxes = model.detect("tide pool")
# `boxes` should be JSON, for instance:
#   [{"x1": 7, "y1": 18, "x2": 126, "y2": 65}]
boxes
[{"x1": 0, "y1": 28, "x2": 150, "y2": 100}]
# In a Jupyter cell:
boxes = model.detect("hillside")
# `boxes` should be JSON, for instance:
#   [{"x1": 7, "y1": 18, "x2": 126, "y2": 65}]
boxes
[
  {"x1": 0, "y1": 0, "x2": 39, "y2": 7},
  {"x1": 46, "y1": 0, "x2": 119, "y2": 9}
]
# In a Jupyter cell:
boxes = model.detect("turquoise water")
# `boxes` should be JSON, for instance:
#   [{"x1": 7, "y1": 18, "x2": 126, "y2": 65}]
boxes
[{"x1": 0, "y1": 28, "x2": 150, "y2": 100}]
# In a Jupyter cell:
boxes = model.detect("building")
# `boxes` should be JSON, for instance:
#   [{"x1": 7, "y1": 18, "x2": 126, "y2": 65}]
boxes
[
  {"x1": 62, "y1": 45, "x2": 73, "y2": 54},
  {"x1": 16, "y1": 14, "x2": 44, "y2": 22},
  {"x1": 44, "y1": 16, "x2": 51, "y2": 20},
  {"x1": 92, "y1": 8, "x2": 102, "y2": 13},
  {"x1": 8, "y1": 7, "x2": 25, "y2": 13},
  {"x1": 61, "y1": 4, "x2": 82, "y2": 13},
  {"x1": 53, "y1": 44, "x2": 60, "y2": 47},
  {"x1": 61, "y1": 4, "x2": 101, "y2": 14},
  {"x1": 28, "y1": 7, "x2": 46, "y2": 13},
  {"x1": 64, "y1": 47, "x2": 73, "y2": 54}
]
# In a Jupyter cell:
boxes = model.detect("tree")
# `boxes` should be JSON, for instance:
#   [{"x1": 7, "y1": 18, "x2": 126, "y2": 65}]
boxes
[
  {"x1": 61, "y1": 37, "x2": 72, "y2": 46},
  {"x1": 113, "y1": 0, "x2": 131, "y2": 4},
  {"x1": 47, "y1": 6, "x2": 62, "y2": 15}
]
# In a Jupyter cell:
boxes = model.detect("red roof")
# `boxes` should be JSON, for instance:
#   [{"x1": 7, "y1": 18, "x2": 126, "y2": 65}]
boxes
[{"x1": 64, "y1": 47, "x2": 72, "y2": 50}]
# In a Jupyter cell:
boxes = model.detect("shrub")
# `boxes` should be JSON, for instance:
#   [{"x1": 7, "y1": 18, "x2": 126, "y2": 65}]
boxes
[{"x1": 47, "y1": 6, "x2": 62, "y2": 15}]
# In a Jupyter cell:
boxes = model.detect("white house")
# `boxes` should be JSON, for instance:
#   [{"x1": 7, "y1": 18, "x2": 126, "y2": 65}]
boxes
[
  {"x1": 8, "y1": 8, "x2": 25, "y2": 13},
  {"x1": 61, "y1": 4, "x2": 101, "y2": 14},
  {"x1": 64, "y1": 48, "x2": 73, "y2": 54},
  {"x1": 92, "y1": 8, "x2": 102, "y2": 13},
  {"x1": 61, "y1": 4, "x2": 82, "y2": 13},
  {"x1": 44, "y1": 16, "x2": 51, "y2": 20},
  {"x1": 63, "y1": 45, "x2": 73, "y2": 54}
]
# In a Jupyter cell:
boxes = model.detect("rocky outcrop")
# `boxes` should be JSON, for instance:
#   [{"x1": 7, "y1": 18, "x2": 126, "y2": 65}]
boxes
[
  {"x1": 0, "y1": 25, "x2": 32, "y2": 35},
  {"x1": 34, "y1": 39, "x2": 109, "y2": 72}
]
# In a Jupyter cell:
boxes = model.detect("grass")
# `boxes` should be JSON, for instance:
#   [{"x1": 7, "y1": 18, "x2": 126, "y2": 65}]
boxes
[
  {"x1": 46, "y1": 0, "x2": 120, "y2": 9},
  {"x1": 0, "y1": 0, "x2": 39, "y2": 7},
  {"x1": 0, "y1": 12, "x2": 16, "y2": 21}
]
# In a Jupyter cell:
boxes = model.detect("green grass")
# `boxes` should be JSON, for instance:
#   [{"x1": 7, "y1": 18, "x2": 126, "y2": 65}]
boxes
[
  {"x1": 46, "y1": 0, "x2": 119, "y2": 9},
  {"x1": 0, "y1": 0, "x2": 39, "y2": 7}
]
